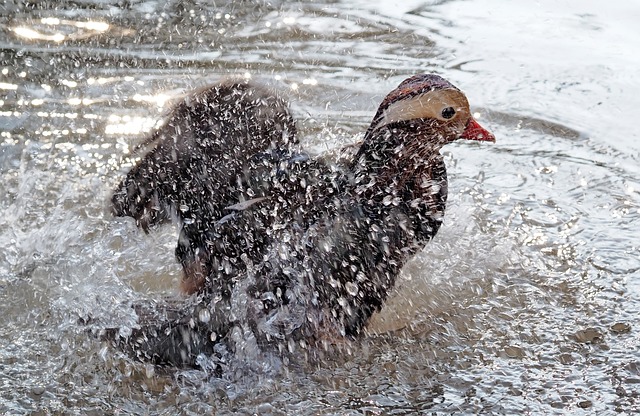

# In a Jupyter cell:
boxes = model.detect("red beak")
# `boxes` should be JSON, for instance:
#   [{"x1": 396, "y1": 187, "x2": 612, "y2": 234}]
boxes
[{"x1": 460, "y1": 117, "x2": 495, "y2": 142}]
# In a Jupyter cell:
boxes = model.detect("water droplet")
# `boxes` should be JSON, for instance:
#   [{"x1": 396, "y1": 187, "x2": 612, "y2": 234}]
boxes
[
  {"x1": 198, "y1": 308, "x2": 211, "y2": 323},
  {"x1": 145, "y1": 364, "x2": 155, "y2": 378},
  {"x1": 345, "y1": 281, "x2": 359, "y2": 297}
]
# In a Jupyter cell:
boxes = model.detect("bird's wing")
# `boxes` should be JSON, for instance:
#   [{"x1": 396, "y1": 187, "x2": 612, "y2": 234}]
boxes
[{"x1": 111, "y1": 81, "x2": 297, "y2": 231}]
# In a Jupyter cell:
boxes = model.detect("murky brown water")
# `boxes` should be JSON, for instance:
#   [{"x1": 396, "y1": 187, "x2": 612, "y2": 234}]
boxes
[{"x1": 1, "y1": 0, "x2": 639, "y2": 414}]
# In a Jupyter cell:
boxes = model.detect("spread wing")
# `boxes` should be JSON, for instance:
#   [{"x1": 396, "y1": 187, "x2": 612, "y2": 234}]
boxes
[{"x1": 111, "y1": 80, "x2": 297, "y2": 231}]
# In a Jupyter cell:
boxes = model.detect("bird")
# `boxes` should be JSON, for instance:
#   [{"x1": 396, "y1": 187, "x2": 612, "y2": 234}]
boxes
[{"x1": 107, "y1": 74, "x2": 495, "y2": 369}]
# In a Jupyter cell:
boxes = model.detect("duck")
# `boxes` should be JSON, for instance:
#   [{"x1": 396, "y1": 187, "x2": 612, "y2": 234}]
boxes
[{"x1": 108, "y1": 74, "x2": 495, "y2": 368}]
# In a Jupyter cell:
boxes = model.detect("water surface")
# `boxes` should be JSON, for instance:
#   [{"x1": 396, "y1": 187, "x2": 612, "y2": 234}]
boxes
[{"x1": 1, "y1": 0, "x2": 639, "y2": 414}]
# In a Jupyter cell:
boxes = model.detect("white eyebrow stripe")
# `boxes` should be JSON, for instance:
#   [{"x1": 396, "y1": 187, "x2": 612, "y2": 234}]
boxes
[
  {"x1": 371, "y1": 89, "x2": 469, "y2": 132},
  {"x1": 374, "y1": 94, "x2": 440, "y2": 131}
]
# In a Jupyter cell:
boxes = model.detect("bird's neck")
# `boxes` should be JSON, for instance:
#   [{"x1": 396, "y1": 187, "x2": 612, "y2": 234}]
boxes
[
  {"x1": 349, "y1": 126, "x2": 443, "y2": 200},
  {"x1": 300, "y1": 126, "x2": 450, "y2": 338}
]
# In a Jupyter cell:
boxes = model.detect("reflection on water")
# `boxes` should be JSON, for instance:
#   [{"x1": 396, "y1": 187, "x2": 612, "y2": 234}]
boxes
[
  {"x1": 11, "y1": 18, "x2": 112, "y2": 42},
  {"x1": 1, "y1": 0, "x2": 639, "y2": 414}
]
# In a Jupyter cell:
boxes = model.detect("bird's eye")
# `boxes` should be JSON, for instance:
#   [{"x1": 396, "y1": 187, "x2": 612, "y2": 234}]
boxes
[{"x1": 441, "y1": 107, "x2": 456, "y2": 120}]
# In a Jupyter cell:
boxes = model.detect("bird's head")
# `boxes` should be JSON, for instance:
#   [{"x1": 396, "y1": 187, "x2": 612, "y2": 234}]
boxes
[{"x1": 364, "y1": 74, "x2": 495, "y2": 150}]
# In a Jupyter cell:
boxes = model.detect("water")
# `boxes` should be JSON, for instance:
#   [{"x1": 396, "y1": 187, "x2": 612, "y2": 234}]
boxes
[{"x1": 1, "y1": 0, "x2": 639, "y2": 414}]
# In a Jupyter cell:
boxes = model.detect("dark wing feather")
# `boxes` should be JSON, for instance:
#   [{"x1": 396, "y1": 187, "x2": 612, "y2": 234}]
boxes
[{"x1": 111, "y1": 80, "x2": 297, "y2": 231}]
